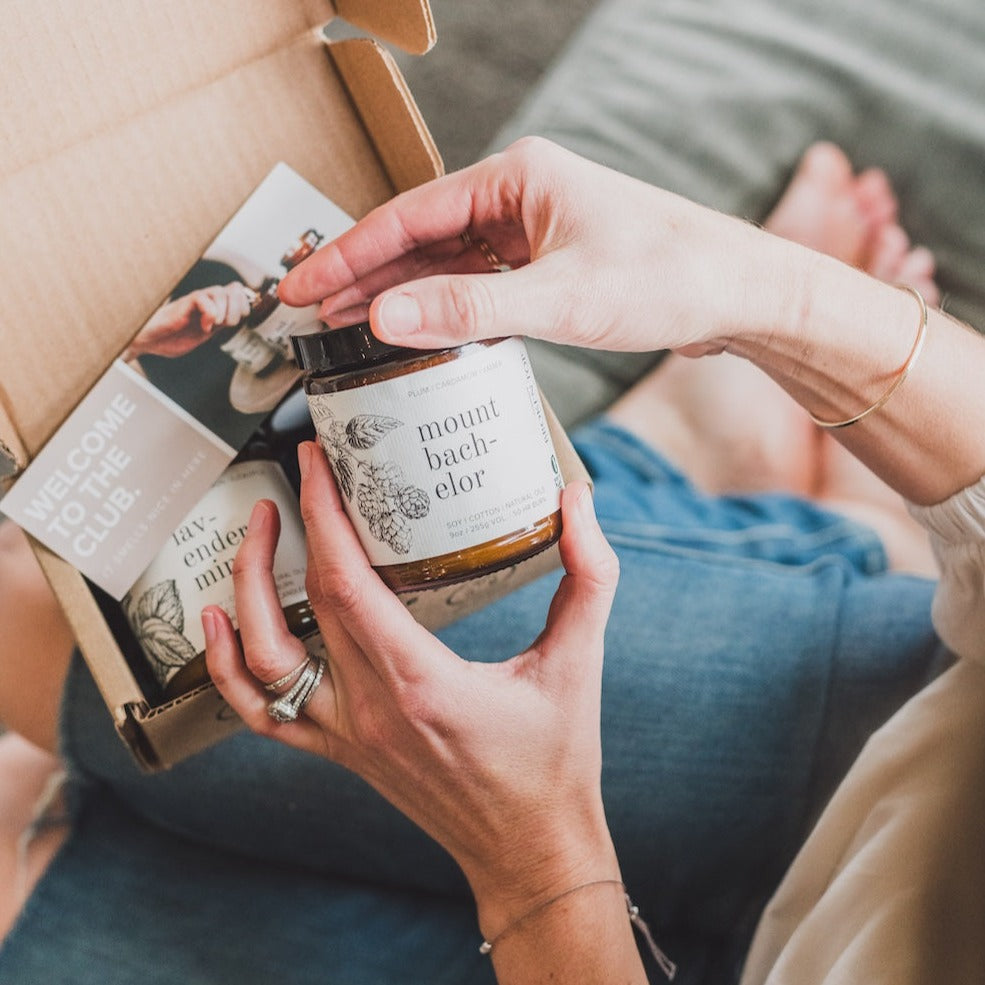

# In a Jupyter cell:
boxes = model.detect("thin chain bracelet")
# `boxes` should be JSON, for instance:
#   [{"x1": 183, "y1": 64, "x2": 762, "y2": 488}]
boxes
[
  {"x1": 478, "y1": 878, "x2": 677, "y2": 979},
  {"x1": 807, "y1": 283, "x2": 929, "y2": 430}
]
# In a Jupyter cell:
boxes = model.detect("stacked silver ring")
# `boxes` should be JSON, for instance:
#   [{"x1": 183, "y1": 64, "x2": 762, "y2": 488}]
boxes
[{"x1": 266, "y1": 656, "x2": 326, "y2": 723}]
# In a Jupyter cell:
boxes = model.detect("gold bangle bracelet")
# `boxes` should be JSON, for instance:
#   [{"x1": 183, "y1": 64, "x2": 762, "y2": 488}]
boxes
[{"x1": 807, "y1": 283, "x2": 929, "y2": 430}]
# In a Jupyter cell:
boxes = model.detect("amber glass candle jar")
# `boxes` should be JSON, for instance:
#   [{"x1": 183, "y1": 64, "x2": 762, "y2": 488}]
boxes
[{"x1": 291, "y1": 323, "x2": 563, "y2": 592}]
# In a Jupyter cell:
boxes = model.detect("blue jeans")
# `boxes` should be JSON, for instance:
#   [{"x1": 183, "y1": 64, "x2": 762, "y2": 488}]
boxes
[{"x1": 0, "y1": 421, "x2": 942, "y2": 985}]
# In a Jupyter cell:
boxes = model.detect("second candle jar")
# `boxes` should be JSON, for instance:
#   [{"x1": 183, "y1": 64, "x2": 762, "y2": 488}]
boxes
[{"x1": 291, "y1": 323, "x2": 564, "y2": 592}]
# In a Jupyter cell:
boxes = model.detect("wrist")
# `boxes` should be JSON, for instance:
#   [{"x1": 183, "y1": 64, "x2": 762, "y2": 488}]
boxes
[
  {"x1": 464, "y1": 815, "x2": 620, "y2": 943},
  {"x1": 122, "y1": 332, "x2": 154, "y2": 361},
  {"x1": 670, "y1": 211, "x2": 811, "y2": 358},
  {"x1": 720, "y1": 224, "x2": 820, "y2": 355},
  {"x1": 725, "y1": 247, "x2": 917, "y2": 417}
]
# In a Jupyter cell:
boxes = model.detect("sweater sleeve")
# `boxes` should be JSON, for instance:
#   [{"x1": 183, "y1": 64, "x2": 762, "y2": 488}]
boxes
[
  {"x1": 908, "y1": 476, "x2": 985, "y2": 664},
  {"x1": 741, "y1": 478, "x2": 985, "y2": 985}
]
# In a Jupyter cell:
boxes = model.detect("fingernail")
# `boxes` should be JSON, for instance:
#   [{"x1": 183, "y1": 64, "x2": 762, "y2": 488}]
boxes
[
  {"x1": 201, "y1": 608, "x2": 217, "y2": 645},
  {"x1": 298, "y1": 441, "x2": 313, "y2": 480},
  {"x1": 378, "y1": 293, "x2": 421, "y2": 337}
]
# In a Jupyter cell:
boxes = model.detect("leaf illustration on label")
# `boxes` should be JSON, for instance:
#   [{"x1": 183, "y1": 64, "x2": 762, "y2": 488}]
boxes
[
  {"x1": 308, "y1": 398, "x2": 336, "y2": 426},
  {"x1": 138, "y1": 615, "x2": 198, "y2": 671},
  {"x1": 333, "y1": 449, "x2": 356, "y2": 501},
  {"x1": 135, "y1": 579, "x2": 185, "y2": 633},
  {"x1": 345, "y1": 414, "x2": 403, "y2": 449}
]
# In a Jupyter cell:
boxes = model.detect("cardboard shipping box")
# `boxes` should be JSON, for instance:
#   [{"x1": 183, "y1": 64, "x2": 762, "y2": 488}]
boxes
[{"x1": 0, "y1": 0, "x2": 582, "y2": 770}]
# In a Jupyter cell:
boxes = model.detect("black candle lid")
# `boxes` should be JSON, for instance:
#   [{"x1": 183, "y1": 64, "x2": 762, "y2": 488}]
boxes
[{"x1": 290, "y1": 322, "x2": 423, "y2": 375}]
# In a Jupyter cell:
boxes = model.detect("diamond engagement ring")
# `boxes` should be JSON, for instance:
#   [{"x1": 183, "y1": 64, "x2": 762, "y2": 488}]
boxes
[{"x1": 266, "y1": 656, "x2": 326, "y2": 723}]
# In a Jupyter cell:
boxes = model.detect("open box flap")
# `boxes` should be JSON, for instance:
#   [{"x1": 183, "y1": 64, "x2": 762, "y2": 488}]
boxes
[
  {"x1": 328, "y1": 38, "x2": 443, "y2": 195},
  {"x1": 2, "y1": 1, "x2": 337, "y2": 184},
  {"x1": 335, "y1": 0, "x2": 436, "y2": 55},
  {"x1": 1, "y1": 0, "x2": 429, "y2": 185}
]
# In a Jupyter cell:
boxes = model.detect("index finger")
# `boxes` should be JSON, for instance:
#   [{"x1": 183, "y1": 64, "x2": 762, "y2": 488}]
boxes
[
  {"x1": 297, "y1": 441, "x2": 454, "y2": 682},
  {"x1": 190, "y1": 292, "x2": 219, "y2": 333},
  {"x1": 230, "y1": 499, "x2": 310, "y2": 685},
  {"x1": 278, "y1": 159, "x2": 500, "y2": 308}
]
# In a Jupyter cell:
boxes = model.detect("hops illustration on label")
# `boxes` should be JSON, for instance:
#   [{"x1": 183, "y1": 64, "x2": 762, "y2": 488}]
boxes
[{"x1": 315, "y1": 409, "x2": 431, "y2": 555}]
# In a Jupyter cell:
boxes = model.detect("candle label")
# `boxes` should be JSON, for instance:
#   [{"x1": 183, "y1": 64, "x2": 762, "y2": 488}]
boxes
[
  {"x1": 306, "y1": 338, "x2": 563, "y2": 565},
  {"x1": 123, "y1": 459, "x2": 307, "y2": 686}
]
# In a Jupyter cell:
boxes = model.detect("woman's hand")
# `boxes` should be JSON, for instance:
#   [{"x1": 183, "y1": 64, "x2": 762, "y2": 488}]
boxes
[
  {"x1": 279, "y1": 137, "x2": 793, "y2": 357},
  {"x1": 203, "y1": 440, "x2": 622, "y2": 936},
  {"x1": 124, "y1": 282, "x2": 253, "y2": 360}
]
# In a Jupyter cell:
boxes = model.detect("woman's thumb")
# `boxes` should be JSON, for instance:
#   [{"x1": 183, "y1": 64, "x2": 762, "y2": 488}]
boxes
[
  {"x1": 539, "y1": 481, "x2": 619, "y2": 659},
  {"x1": 370, "y1": 266, "x2": 562, "y2": 348}
]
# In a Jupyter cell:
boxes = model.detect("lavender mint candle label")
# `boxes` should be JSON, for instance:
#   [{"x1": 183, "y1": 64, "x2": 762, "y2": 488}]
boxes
[{"x1": 124, "y1": 459, "x2": 307, "y2": 686}]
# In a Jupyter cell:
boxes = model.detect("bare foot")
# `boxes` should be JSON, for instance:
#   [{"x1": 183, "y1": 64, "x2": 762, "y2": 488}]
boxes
[
  {"x1": 609, "y1": 142, "x2": 877, "y2": 496},
  {"x1": 607, "y1": 143, "x2": 940, "y2": 575},
  {"x1": 763, "y1": 142, "x2": 938, "y2": 301},
  {"x1": 765, "y1": 142, "x2": 891, "y2": 267},
  {"x1": 866, "y1": 224, "x2": 940, "y2": 305}
]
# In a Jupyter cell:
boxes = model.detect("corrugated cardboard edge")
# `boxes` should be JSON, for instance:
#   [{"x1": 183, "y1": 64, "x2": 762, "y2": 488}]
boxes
[
  {"x1": 129, "y1": 685, "x2": 246, "y2": 771},
  {"x1": 335, "y1": 0, "x2": 436, "y2": 55},
  {"x1": 328, "y1": 38, "x2": 444, "y2": 192}
]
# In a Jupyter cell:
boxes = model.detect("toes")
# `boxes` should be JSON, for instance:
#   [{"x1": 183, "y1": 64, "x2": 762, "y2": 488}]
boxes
[
  {"x1": 854, "y1": 167, "x2": 899, "y2": 268},
  {"x1": 765, "y1": 143, "x2": 867, "y2": 262},
  {"x1": 866, "y1": 228, "x2": 941, "y2": 306},
  {"x1": 769, "y1": 145, "x2": 941, "y2": 307},
  {"x1": 900, "y1": 245, "x2": 936, "y2": 280},
  {"x1": 867, "y1": 224, "x2": 911, "y2": 281},
  {"x1": 897, "y1": 246, "x2": 941, "y2": 306},
  {"x1": 855, "y1": 167, "x2": 898, "y2": 227},
  {"x1": 797, "y1": 142, "x2": 854, "y2": 185}
]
